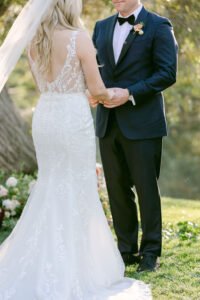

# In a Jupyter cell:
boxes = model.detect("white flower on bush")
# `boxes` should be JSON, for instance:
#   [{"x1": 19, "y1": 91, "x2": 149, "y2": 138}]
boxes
[
  {"x1": 28, "y1": 180, "x2": 36, "y2": 194},
  {"x1": 2, "y1": 199, "x2": 20, "y2": 211},
  {"x1": 2, "y1": 199, "x2": 13, "y2": 210},
  {"x1": 5, "y1": 211, "x2": 11, "y2": 218},
  {"x1": 12, "y1": 200, "x2": 20, "y2": 209},
  {"x1": 6, "y1": 177, "x2": 18, "y2": 187},
  {"x1": 11, "y1": 211, "x2": 17, "y2": 216},
  {"x1": 0, "y1": 185, "x2": 8, "y2": 197}
]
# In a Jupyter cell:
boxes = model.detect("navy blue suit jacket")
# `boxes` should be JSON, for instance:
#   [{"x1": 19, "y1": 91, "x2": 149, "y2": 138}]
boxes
[{"x1": 92, "y1": 7, "x2": 178, "y2": 139}]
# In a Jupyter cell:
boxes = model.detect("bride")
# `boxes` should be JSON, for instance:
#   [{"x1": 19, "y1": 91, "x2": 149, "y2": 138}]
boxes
[{"x1": 0, "y1": 0, "x2": 152, "y2": 299}]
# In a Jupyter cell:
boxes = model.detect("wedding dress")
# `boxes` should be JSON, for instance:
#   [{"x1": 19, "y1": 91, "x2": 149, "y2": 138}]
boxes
[{"x1": 0, "y1": 30, "x2": 152, "y2": 300}]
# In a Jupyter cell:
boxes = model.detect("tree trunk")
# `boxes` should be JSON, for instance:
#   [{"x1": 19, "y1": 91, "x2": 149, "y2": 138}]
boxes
[{"x1": 0, "y1": 87, "x2": 37, "y2": 173}]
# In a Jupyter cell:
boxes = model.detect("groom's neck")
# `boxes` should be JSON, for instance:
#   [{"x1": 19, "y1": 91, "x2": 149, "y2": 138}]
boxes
[{"x1": 118, "y1": 2, "x2": 141, "y2": 17}]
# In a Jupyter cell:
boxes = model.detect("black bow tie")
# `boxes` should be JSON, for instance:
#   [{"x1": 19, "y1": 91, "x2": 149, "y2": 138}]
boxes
[{"x1": 117, "y1": 14, "x2": 135, "y2": 26}]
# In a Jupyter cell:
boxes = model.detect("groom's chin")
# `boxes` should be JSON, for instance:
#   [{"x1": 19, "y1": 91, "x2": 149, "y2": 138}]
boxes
[{"x1": 113, "y1": 1, "x2": 126, "y2": 12}]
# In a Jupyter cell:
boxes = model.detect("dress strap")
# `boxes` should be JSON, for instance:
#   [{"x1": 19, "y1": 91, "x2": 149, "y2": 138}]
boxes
[{"x1": 69, "y1": 30, "x2": 79, "y2": 53}]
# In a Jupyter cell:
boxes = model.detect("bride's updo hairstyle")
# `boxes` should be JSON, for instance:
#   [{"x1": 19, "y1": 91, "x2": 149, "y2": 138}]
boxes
[{"x1": 32, "y1": 0, "x2": 84, "y2": 74}]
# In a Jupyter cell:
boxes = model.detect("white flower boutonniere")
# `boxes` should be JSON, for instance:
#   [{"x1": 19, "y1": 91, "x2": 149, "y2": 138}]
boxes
[{"x1": 133, "y1": 22, "x2": 145, "y2": 35}]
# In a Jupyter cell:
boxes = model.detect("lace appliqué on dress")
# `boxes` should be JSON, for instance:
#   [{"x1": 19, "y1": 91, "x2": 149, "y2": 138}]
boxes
[{"x1": 28, "y1": 31, "x2": 86, "y2": 95}]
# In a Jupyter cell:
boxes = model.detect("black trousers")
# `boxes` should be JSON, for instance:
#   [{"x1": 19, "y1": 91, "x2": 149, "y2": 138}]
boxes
[{"x1": 99, "y1": 110, "x2": 162, "y2": 257}]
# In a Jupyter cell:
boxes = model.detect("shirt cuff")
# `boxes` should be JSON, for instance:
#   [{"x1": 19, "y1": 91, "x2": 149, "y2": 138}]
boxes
[{"x1": 128, "y1": 94, "x2": 136, "y2": 106}]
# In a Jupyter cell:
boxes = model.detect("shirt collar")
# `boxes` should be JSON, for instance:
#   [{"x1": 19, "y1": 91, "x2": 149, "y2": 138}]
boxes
[{"x1": 118, "y1": 4, "x2": 143, "y2": 22}]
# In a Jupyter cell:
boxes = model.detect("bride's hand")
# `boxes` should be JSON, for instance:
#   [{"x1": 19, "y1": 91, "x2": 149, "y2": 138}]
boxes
[
  {"x1": 85, "y1": 88, "x2": 115, "y2": 107},
  {"x1": 86, "y1": 90, "x2": 99, "y2": 108},
  {"x1": 98, "y1": 88, "x2": 115, "y2": 104}
]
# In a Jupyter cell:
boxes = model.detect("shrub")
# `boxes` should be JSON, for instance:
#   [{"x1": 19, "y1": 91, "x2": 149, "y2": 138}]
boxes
[{"x1": 0, "y1": 170, "x2": 37, "y2": 227}]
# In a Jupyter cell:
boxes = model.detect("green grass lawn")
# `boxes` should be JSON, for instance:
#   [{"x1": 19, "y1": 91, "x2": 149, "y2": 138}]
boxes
[
  {"x1": 126, "y1": 197, "x2": 200, "y2": 300},
  {"x1": 0, "y1": 197, "x2": 200, "y2": 299}
]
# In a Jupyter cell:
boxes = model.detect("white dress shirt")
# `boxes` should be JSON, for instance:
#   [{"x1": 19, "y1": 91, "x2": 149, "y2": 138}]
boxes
[
  {"x1": 113, "y1": 5, "x2": 143, "y2": 105},
  {"x1": 113, "y1": 5, "x2": 143, "y2": 63}
]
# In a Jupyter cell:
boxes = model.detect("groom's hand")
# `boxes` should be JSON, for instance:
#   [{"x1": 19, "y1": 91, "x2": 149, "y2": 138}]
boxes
[{"x1": 103, "y1": 88, "x2": 129, "y2": 108}]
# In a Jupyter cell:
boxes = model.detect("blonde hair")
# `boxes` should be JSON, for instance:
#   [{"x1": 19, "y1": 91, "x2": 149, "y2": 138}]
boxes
[{"x1": 32, "y1": 0, "x2": 84, "y2": 74}]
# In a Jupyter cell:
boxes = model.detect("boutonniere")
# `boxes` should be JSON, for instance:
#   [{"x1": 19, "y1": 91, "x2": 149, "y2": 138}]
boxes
[{"x1": 133, "y1": 22, "x2": 145, "y2": 35}]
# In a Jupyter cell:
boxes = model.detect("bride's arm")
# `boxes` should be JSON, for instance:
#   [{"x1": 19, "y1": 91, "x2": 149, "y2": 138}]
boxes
[{"x1": 76, "y1": 31, "x2": 113, "y2": 102}]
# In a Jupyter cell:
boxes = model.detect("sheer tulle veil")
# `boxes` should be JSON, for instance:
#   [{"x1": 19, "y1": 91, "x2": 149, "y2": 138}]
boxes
[{"x1": 0, "y1": 0, "x2": 57, "y2": 93}]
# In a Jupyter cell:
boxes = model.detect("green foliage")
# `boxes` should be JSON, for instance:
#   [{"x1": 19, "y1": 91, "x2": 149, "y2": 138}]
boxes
[
  {"x1": 0, "y1": 171, "x2": 37, "y2": 227},
  {"x1": 176, "y1": 221, "x2": 199, "y2": 241},
  {"x1": 0, "y1": 0, "x2": 24, "y2": 17},
  {"x1": 0, "y1": 1, "x2": 26, "y2": 43},
  {"x1": 163, "y1": 221, "x2": 200, "y2": 241},
  {"x1": 7, "y1": 53, "x2": 39, "y2": 122},
  {"x1": 0, "y1": 0, "x2": 13, "y2": 17}
]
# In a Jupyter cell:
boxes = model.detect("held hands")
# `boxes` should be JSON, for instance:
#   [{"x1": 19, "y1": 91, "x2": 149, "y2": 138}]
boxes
[
  {"x1": 86, "y1": 89, "x2": 114, "y2": 107},
  {"x1": 86, "y1": 88, "x2": 129, "y2": 108},
  {"x1": 103, "y1": 88, "x2": 129, "y2": 108}
]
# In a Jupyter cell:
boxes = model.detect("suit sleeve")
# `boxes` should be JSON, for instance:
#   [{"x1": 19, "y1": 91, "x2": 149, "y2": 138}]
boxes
[
  {"x1": 92, "y1": 22, "x2": 98, "y2": 48},
  {"x1": 128, "y1": 20, "x2": 178, "y2": 106},
  {"x1": 92, "y1": 22, "x2": 101, "y2": 66}
]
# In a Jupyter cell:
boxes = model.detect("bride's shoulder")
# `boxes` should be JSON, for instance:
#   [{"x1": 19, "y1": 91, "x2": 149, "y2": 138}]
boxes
[
  {"x1": 75, "y1": 30, "x2": 95, "y2": 59},
  {"x1": 53, "y1": 28, "x2": 71, "y2": 40},
  {"x1": 53, "y1": 29, "x2": 91, "y2": 44},
  {"x1": 75, "y1": 29, "x2": 91, "y2": 43}
]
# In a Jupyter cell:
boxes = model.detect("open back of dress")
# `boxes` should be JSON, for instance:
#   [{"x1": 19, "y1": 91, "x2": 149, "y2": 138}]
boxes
[{"x1": 28, "y1": 30, "x2": 86, "y2": 94}]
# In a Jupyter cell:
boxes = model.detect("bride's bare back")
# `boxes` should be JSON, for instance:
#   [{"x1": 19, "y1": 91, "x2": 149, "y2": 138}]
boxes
[{"x1": 29, "y1": 29, "x2": 110, "y2": 101}]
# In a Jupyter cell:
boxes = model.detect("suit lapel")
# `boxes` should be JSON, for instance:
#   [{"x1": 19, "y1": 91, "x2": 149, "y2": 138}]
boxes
[
  {"x1": 106, "y1": 14, "x2": 118, "y2": 69},
  {"x1": 116, "y1": 29, "x2": 137, "y2": 67},
  {"x1": 116, "y1": 7, "x2": 149, "y2": 67}
]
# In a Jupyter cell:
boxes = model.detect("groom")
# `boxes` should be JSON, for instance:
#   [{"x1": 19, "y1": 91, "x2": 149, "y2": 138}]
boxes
[{"x1": 90, "y1": 0, "x2": 178, "y2": 272}]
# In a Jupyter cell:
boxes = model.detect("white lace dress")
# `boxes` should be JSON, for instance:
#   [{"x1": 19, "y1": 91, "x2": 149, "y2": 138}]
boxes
[{"x1": 0, "y1": 31, "x2": 152, "y2": 300}]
